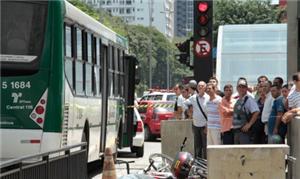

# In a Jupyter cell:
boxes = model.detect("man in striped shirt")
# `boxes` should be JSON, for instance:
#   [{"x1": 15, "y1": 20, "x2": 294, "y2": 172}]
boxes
[
  {"x1": 283, "y1": 72, "x2": 300, "y2": 123},
  {"x1": 206, "y1": 83, "x2": 222, "y2": 145},
  {"x1": 288, "y1": 72, "x2": 300, "y2": 109}
]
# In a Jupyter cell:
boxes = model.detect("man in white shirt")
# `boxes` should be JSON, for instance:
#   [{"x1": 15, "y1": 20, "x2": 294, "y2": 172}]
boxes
[
  {"x1": 184, "y1": 81, "x2": 209, "y2": 159},
  {"x1": 261, "y1": 81, "x2": 274, "y2": 134}
]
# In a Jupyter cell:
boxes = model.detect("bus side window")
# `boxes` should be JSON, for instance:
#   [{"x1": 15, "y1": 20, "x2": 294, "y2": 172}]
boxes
[
  {"x1": 95, "y1": 38, "x2": 101, "y2": 96},
  {"x1": 75, "y1": 27, "x2": 84, "y2": 95},
  {"x1": 109, "y1": 45, "x2": 114, "y2": 97},
  {"x1": 118, "y1": 49, "x2": 123, "y2": 97},
  {"x1": 102, "y1": 45, "x2": 108, "y2": 97},
  {"x1": 114, "y1": 47, "x2": 119, "y2": 97},
  {"x1": 64, "y1": 24, "x2": 74, "y2": 90},
  {"x1": 120, "y1": 50, "x2": 125, "y2": 97},
  {"x1": 85, "y1": 32, "x2": 93, "y2": 96}
]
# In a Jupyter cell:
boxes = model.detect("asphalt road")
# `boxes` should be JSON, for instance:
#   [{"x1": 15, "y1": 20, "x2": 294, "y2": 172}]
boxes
[{"x1": 90, "y1": 139, "x2": 162, "y2": 178}]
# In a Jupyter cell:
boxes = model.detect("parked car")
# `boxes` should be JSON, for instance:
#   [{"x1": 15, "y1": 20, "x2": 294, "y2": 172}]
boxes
[
  {"x1": 139, "y1": 92, "x2": 176, "y2": 102},
  {"x1": 137, "y1": 101, "x2": 174, "y2": 141},
  {"x1": 131, "y1": 107, "x2": 144, "y2": 157}
]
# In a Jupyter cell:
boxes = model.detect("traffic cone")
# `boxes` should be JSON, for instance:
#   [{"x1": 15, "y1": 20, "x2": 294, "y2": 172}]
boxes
[{"x1": 102, "y1": 147, "x2": 117, "y2": 179}]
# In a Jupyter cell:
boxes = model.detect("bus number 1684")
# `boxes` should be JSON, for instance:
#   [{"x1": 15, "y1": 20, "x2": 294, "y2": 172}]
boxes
[{"x1": 2, "y1": 81, "x2": 31, "y2": 89}]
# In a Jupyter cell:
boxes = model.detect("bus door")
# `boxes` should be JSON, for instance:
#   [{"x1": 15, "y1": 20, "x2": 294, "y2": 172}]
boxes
[{"x1": 118, "y1": 55, "x2": 136, "y2": 148}]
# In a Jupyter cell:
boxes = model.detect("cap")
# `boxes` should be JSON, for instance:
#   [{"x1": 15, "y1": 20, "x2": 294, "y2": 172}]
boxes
[{"x1": 237, "y1": 79, "x2": 248, "y2": 87}]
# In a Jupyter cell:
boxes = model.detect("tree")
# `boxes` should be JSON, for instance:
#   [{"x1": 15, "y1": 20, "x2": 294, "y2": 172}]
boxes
[
  {"x1": 69, "y1": 0, "x2": 127, "y2": 36},
  {"x1": 213, "y1": 0, "x2": 285, "y2": 46},
  {"x1": 127, "y1": 25, "x2": 192, "y2": 95}
]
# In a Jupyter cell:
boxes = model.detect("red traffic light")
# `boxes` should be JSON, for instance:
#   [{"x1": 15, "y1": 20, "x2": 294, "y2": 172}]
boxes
[
  {"x1": 199, "y1": 14, "x2": 208, "y2": 25},
  {"x1": 198, "y1": 2, "x2": 208, "y2": 12}
]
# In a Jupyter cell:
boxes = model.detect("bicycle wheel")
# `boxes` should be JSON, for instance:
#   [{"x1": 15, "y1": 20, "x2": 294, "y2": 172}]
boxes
[
  {"x1": 189, "y1": 158, "x2": 208, "y2": 178},
  {"x1": 190, "y1": 165, "x2": 207, "y2": 178},
  {"x1": 148, "y1": 153, "x2": 174, "y2": 172},
  {"x1": 194, "y1": 158, "x2": 207, "y2": 170}
]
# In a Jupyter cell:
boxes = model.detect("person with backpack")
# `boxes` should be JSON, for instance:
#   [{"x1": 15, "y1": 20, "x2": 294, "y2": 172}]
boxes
[{"x1": 232, "y1": 78, "x2": 260, "y2": 144}]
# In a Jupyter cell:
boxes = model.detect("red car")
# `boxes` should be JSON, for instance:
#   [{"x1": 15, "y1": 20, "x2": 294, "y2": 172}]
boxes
[{"x1": 138, "y1": 101, "x2": 174, "y2": 141}]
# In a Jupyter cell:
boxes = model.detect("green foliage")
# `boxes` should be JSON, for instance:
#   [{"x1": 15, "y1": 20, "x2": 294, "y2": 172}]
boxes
[
  {"x1": 135, "y1": 83, "x2": 148, "y2": 97},
  {"x1": 69, "y1": 0, "x2": 192, "y2": 95},
  {"x1": 69, "y1": 0, "x2": 127, "y2": 36},
  {"x1": 69, "y1": 0, "x2": 99, "y2": 19},
  {"x1": 213, "y1": 0, "x2": 284, "y2": 45},
  {"x1": 127, "y1": 25, "x2": 192, "y2": 92}
]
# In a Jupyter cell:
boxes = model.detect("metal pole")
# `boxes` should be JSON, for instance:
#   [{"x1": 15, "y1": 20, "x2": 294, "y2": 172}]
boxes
[
  {"x1": 167, "y1": 52, "x2": 170, "y2": 89},
  {"x1": 148, "y1": 0, "x2": 153, "y2": 88},
  {"x1": 163, "y1": 8, "x2": 173, "y2": 90}
]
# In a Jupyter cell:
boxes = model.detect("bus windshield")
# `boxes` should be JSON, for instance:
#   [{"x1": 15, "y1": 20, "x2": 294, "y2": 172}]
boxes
[{"x1": 0, "y1": 1, "x2": 48, "y2": 76}]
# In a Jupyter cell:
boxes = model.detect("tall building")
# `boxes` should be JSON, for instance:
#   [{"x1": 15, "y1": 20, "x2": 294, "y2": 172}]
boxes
[
  {"x1": 81, "y1": 0, "x2": 174, "y2": 39},
  {"x1": 174, "y1": 0, "x2": 193, "y2": 37}
]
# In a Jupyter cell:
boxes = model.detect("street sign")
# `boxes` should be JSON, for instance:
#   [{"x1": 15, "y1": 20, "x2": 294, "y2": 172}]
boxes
[{"x1": 194, "y1": 40, "x2": 211, "y2": 57}]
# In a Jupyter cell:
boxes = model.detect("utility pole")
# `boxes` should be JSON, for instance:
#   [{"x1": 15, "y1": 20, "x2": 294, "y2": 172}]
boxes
[{"x1": 148, "y1": 0, "x2": 153, "y2": 88}]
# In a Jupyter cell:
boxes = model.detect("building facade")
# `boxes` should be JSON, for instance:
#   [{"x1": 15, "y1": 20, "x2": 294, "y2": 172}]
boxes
[
  {"x1": 81, "y1": 0, "x2": 174, "y2": 39},
  {"x1": 174, "y1": 0, "x2": 193, "y2": 37}
]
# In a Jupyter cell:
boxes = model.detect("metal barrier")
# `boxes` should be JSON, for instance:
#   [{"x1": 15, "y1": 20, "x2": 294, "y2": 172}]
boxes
[{"x1": 0, "y1": 142, "x2": 87, "y2": 179}]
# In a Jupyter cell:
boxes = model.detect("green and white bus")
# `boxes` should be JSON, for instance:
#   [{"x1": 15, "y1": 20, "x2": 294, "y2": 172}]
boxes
[{"x1": 1, "y1": 0, "x2": 137, "y2": 162}]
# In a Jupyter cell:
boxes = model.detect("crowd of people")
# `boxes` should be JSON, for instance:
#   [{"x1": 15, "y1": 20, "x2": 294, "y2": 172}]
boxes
[{"x1": 173, "y1": 72, "x2": 300, "y2": 159}]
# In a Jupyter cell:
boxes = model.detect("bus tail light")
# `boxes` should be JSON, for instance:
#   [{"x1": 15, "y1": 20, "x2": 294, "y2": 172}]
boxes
[
  {"x1": 36, "y1": 118, "x2": 44, "y2": 124},
  {"x1": 30, "y1": 140, "x2": 41, "y2": 144},
  {"x1": 30, "y1": 89, "x2": 48, "y2": 128},
  {"x1": 20, "y1": 139, "x2": 41, "y2": 144},
  {"x1": 35, "y1": 106, "x2": 45, "y2": 114}
]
